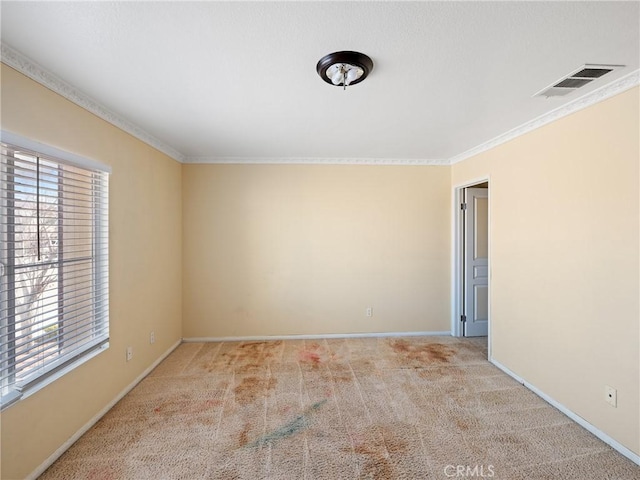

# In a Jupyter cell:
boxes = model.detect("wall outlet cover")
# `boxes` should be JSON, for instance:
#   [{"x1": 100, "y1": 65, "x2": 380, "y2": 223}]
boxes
[{"x1": 605, "y1": 385, "x2": 617, "y2": 407}]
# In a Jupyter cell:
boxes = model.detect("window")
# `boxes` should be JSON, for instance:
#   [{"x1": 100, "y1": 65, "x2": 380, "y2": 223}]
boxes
[{"x1": 0, "y1": 135, "x2": 109, "y2": 408}]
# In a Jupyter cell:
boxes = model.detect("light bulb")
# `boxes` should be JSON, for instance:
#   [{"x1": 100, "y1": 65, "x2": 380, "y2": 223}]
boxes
[
  {"x1": 328, "y1": 64, "x2": 345, "y2": 85},
  {"x1": 344, "y1": 67, "x2": 363, "y2": 86}
]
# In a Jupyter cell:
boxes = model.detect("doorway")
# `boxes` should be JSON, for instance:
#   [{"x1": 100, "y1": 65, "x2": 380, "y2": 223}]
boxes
[{"x1": 453, "y1": 180, "x2": 489, "y2": 339}]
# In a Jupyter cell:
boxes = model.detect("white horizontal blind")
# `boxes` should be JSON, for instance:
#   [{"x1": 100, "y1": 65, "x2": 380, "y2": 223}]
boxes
[{"x1": 0, "y1": 141, "x2": 109, "y2": 408}]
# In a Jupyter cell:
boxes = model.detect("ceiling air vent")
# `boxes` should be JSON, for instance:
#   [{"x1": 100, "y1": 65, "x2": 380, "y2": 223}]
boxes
[{"x1": 534, "y1": 64, "x2": 623, "y2": 98}]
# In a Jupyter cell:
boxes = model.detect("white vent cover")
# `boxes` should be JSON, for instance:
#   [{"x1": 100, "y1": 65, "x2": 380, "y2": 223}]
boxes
[{"x1": 534, "y1": 64, "x2": 624, "y2": 98}]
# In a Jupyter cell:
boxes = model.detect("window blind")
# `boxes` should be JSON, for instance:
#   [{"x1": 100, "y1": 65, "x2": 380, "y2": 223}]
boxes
[{"x1": 0, "y1": 141, "x2": 109, "y2": 408}]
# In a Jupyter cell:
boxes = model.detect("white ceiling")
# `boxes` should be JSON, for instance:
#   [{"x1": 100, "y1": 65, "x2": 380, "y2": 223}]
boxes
[{"x1": 1, "y1": 1, "x2": 639, "y2": 164}]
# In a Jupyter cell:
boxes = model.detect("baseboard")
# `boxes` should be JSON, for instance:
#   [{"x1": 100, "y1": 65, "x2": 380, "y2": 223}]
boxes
[
  {"x1": 27, "y1": 339, "x2": 182, "y2": 480},
  {"x1": 183, "y1": 331, "x2": 452, "y2": 343},
  {"x1": 491, "y1": 358, "x2": 640, "y2": 466}
]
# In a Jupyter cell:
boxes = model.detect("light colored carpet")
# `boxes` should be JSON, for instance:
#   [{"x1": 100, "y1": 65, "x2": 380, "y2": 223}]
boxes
[{"x1": 39, "y1": 336, "x2": 638, "y2": 479}]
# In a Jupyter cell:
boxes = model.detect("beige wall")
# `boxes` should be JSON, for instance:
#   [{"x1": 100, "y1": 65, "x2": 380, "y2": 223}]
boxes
[
  {"x1": 452, "y1": 87, "x2": 640, "y2": 456},
  {"x1": 182, "y1": 164, "x2": 451, "y2": 338},
  {"x1": 0, "y1": 64, "x2": 183, "y2": 479}
]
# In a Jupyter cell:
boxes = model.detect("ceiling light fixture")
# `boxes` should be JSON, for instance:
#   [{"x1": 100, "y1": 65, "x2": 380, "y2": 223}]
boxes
[{"x1": 316, "y1": 51, "x2": 373, "y2": 90}]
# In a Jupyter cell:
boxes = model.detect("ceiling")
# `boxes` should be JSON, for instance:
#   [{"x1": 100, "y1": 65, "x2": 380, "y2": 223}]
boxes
[{"x1": 1, "y1": 1, "x2": 639, "y2": 164}]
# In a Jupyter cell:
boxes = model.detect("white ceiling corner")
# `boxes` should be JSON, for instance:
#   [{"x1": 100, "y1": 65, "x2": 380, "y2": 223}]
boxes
[
  {"x1": 1, "y1": 2, "x2": 638, "y2": 166},
  {"x1": 1, "y1": 43, "x2": 186, "y2": 163},
  {"x1": 449, "y1": 68, "x2": 640, "y2": 165}
]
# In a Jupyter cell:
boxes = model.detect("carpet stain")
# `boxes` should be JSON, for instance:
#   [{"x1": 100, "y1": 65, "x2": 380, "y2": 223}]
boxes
[
  {"x1": 350, "y1": 425, "x2": 408, "y2": 480},
  {"x1": 245, "y1": 399, "x2": 327, "y2": 448},
  {"x1": 455, "y1": 418, "x2": 470, "y2": 431},
  {"x1": 234, "y1": 363, "x2": 262, "y2": 374},
  {"x1": 297, "y1": 342, "x2": 338, "y2": 368},
  {"x1": 359, "y1": 456, "x2": 393, "y2": 480},
  {"x1": 205, "y1": 340, "x2": 284, "y2": 372},
  {"x1": 390, "y1": 340, "x2": 411, "y2": 353},
  {"x1": 298, "y1": 349, "x2": 322, "y2": 367},
  {"x1": 238, "y1": 341, "x2": 283, "y2": 362},
  {"x1": 233, "y1": 376, "x2": 277, "y2": 404},
  {"x1": 390, "y1": 340, "x2": 455, "y2": 365},
  {"x1": 239, "y1": 423, "x2": 251, "y2": 447}
]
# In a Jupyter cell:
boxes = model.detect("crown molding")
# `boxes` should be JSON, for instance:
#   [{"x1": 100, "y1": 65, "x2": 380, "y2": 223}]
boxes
[
  {"x1": 449, "y1": 68, "x2": 640, "y2": 165},
  {"x1": 184, "y1": 156, "x2": 449, "y2": 166},
  {"x1": 1, "y1": 43, "x2": 186, "y2": 163},
  {"x1": 4, "y1": 42, "x2": 637, "y2": 168}
]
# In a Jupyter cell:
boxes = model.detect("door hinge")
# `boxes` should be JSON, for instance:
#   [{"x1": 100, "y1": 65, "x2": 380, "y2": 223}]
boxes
[
  {"x1": 461, "y1": 203, "x2": 467, "y2": 210},
  {"x1": 461, "y1": 314, "x2": 467, "y2": 323}
]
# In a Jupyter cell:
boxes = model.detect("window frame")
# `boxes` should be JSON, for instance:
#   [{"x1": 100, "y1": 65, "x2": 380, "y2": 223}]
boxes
[{"x1": 0, "y1": 131, "x2": 111, "y2": 410}]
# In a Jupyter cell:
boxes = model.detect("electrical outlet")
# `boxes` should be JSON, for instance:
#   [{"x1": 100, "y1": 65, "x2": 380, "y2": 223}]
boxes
[
  {"x1": 150, "y1": 331, "x2": 155, "y2": 344},
  {"x1": 366, "y1": 307, "x2": 373, "y2": 317},
  {"x1": 126, "y1": 346, "x2": 133, "y2": 362},
  {"x1": 605, "y1": 385, "x2": 617, "y2": 407}
]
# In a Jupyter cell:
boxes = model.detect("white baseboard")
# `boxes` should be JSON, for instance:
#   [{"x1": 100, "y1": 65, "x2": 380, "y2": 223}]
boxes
[
  {"x1": 27, "y1": 340, "x2": 182, "y2": 480},
  {"x1": 182, "y1": 331, "x2": 452, "y2": 343},
  {"x1": 491, "y1": 358, "x2": 640, "y2": 466}
]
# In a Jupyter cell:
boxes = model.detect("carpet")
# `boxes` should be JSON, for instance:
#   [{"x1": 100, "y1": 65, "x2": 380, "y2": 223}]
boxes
[{"x1": 39, "y1": 336, "x2": 639, "y2": 479}]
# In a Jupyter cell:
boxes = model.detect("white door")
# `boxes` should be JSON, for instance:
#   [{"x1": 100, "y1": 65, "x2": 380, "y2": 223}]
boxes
[{"x1": 463, "y1": 187, "x2": 488, "y2": 337}]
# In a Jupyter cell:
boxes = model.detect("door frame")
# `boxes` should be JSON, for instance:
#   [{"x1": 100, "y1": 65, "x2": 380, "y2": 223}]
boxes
[{"x1": 451, "y1": 177, "x2": 491, "y2": 345}]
